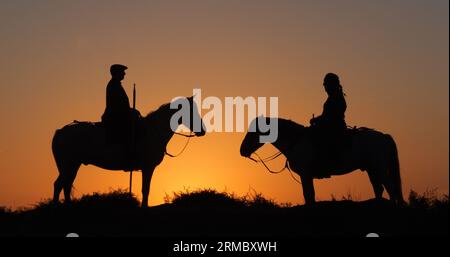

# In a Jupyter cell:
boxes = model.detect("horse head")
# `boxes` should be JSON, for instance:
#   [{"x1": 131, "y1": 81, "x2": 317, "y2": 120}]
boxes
[
  {"x1": 169, "y1": 95, "x2": 206, "y2": 137},
  {"x1": 240, "y1": 116, "x2": 268, "y2": 158}
]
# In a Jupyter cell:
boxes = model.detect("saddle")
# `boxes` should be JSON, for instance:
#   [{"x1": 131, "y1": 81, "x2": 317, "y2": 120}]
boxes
[
  {"x1": 309, "y1": 126, "x2": 359, "y2": 178},
  {"x1": 70, "y1": 120, "x2": 140, "y2": 169}
]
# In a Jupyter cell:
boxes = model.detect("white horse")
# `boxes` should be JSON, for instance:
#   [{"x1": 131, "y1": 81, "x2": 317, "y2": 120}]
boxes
[
  {"x1": 240, "y1": 117, "x2": 404, "y2": 205},
  {"x1": 52, "y1": 96, "x2": 205, "y2": 207}
]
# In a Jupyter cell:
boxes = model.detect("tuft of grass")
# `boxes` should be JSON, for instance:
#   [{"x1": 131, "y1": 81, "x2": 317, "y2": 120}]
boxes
[
  {"x1": 27, "y1": 189, "x2": 140, "y2": 213},
  {"x1": 330, "y1": 190, "x2": 360, "y2": 202},
  {"x1": 243, "y1": 190, "x2": 287, "y2": 208},
  {"x1": 0, "y1": 206, "x2": 12, "y2": 215},
  {"x1": 165, "y1": 188, "x2": 289, "y2": 209},
  {"x1": 166, "y1": 188, "x2": 247, "y2": 208},
  {"x1": 408, "y1": 189, "x2": 449, "y2": 210},
  {"x1": 76, "y1": 189, "x2": 140, "y2": 208}
]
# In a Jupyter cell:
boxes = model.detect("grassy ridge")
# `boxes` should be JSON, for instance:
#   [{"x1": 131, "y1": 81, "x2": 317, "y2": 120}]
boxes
[{"x1": 0, "y1": 189, "x2": 448, "y2": 237}]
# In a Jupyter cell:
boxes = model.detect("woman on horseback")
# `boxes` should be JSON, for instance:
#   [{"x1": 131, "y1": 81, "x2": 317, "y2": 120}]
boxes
[{"x1": 310, "y1": 73, "x2": 347, "y2": 176}]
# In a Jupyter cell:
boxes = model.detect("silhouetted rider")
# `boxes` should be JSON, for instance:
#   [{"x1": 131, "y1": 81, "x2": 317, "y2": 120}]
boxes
[
  {"x1": 310, "y1": 73, "x2": 347, "y2": 175},
  {"x1": 101, "y1": 64, "x2": 140, "y2": 146},
  {"x1": 310, "y1": 73, "x2": 347, "y2": 130}
]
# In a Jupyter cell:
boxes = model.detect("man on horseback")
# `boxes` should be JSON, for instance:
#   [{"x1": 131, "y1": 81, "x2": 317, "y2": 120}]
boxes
[
  {"x1": 101, "y1": 64, "x2": 141, "y2": 148},
  {"x1": 310, "y1": 73, "x2": 347, "y2": 177}
]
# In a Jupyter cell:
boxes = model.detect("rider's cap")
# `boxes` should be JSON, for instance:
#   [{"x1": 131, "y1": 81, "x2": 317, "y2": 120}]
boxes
[{"x1": 110, "y1": 64, "x2": 128, "y2": 75}]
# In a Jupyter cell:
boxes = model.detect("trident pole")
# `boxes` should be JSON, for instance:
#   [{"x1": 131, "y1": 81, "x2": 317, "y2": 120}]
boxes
[{"x1": 129, "y1": 83, "x2": 136, "y2": 195}]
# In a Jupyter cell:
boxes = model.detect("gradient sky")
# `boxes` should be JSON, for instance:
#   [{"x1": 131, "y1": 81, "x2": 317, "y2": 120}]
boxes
[{"x1": 0, "y1": 0, "x2": 448, "y2": 208}]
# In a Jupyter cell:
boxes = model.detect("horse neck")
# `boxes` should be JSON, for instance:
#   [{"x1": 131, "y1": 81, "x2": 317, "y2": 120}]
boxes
[
  {"x1": 271, "y1": 119, "x2": 303, "y2": 157},
  {"x1": 144, "y1": 106, "x2": 176, "y2": 145}
]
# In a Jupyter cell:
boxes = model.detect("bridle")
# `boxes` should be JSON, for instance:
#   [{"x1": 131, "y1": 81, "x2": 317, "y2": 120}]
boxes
[
  {"x1": 249, "y1": 151, "x2": 302, "y2": 184},
  {"x1": 164, "y1": 131, "x2": 197, "y2": 158},
  {"x1": 246, "y1": 139, "x2": 302, "y2": 184},
  {"x1": 249, "y1": 152, "x2": 285, "y2": 174}
]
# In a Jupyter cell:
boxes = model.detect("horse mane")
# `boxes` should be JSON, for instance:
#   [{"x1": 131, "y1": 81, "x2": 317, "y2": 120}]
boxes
[
  {"x1": 144, "y1": 102, "x2": 171, "y2": 122},
  {"x1": 276, "y1": 117, "x2": 305, "y2": 132}
]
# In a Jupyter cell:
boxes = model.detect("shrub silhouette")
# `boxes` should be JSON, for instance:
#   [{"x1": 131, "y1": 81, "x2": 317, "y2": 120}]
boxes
[
  {"x1": 408, "y1": 189, "x2": 449, "y2": 210},
  {"x1": 30, "y1": 189, "x2": 140, "y2": 212},
  {"x1": 0, "y1": 206, "x2": 11, "y2": 217},
  {"x1": 165, "y1": 188, "x2": 285, "y2": 209}
]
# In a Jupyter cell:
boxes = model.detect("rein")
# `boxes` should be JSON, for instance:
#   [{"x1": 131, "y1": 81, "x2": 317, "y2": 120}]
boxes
[
  {"x1": 250, "y1": 152, "x2": 286, "y2": 174},
  {"x1": 254, "y1": 151, "x2": 283, "y2": 163},
  {"x1": 165, "y1": 132, "x2": 196, "y2": 157},
  {"x1": 249, "y1": 150, "x2": 302, "y2": 184}
]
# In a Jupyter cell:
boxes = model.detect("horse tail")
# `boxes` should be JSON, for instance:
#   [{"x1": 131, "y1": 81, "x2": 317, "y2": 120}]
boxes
[{"x1": 386, "y1": 134, "x2": 404, "y2": 204}]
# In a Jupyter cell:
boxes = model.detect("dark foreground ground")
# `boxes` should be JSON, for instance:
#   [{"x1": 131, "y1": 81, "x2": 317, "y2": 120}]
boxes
[{"x1": 0, "y1": 189, "x2": 448, "y2": 237}]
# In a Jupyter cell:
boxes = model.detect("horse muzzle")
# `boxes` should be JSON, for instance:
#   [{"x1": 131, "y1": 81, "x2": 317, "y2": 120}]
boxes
[
  {"x1": 195, "y1": 130, "x2": 206, "y2": 137},
  {"x1": 240, "y1": 148, "x2": 252, "y2": 158}
]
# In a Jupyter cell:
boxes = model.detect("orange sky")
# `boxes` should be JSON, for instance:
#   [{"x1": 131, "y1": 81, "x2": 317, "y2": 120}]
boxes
[{"x1": 0, "y1": 1, "x2": 448, "y2": 208}]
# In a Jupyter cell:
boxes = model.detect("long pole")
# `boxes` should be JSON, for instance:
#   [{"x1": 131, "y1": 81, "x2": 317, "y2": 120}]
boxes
[{"x1": 129, "y1": 83, "x2": 136, "y2": 195}]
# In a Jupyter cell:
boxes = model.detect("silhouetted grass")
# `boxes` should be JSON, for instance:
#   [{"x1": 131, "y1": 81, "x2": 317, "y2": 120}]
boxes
[
  {"x1": 27, "y1": 189, "x2": 140, "y2": 213},
  {"x1": 0, "y1": 206, "x2": 11, "y2": 216},
  {"x1": 0, "y1": 188, "x2": 448, "y2": 237},
  {"x1": 70, "y1": 189, "x2": 139, "y2": 208},
  {"x1": 165, "y1": 188, "x2": 287, "y2": 209},
  {"x1": 408, "y1": 189, "x2": 449, "y2": 210},
  {"x1": 2, "y1": 188, "x2": 448, "y2": 213}
]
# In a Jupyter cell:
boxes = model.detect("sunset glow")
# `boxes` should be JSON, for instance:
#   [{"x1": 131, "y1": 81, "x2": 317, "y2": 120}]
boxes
[{"x1": 0, "y1": 0, "x2": 448, "y2": 208}]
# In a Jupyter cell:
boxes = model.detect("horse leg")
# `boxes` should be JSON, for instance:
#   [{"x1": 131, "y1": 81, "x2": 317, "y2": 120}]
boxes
[
  {"x1": 141, "y1": 167, "x2": 155, "y2": 208},
  {"x1": 367, "y1": 170, "x2": 384, "y2": 200},
  {"x1": 53, "y1": 153, "x2": 66, "y2": 204},
  {"x1": 53, "y1": 175, "x2": 63, "y2": 204},
  {"x1": 301, "y1": 175, "x2": 316, "y2": 205},
  {"x1": 62, "y1": 162, "x2": 81, "y2": 203},
  {"x1": 380, "y1": 169, "x2": 397, "y2": 204}
]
